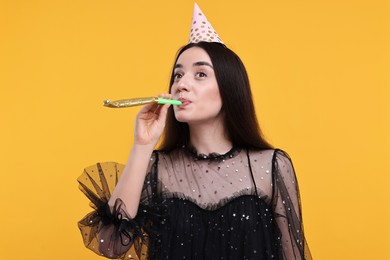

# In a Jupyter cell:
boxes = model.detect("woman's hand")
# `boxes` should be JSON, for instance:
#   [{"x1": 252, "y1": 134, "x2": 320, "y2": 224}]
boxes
[{"x1": 134, "y1": 94, "x2": 171, "y2": 146}]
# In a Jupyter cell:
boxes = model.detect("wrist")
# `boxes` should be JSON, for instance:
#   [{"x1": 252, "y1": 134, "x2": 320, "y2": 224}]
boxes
[
  {"x1": 133, "y1": 135, "x2": 160, "y2": 147},
  {"x1": 131, "y1": 143, "x2": 156, "y2": 156}
]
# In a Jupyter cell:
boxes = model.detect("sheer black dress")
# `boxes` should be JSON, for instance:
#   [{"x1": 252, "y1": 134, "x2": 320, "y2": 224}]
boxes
[{"x1": 78, "y1": 147, "x2": 311, "y2": 260}]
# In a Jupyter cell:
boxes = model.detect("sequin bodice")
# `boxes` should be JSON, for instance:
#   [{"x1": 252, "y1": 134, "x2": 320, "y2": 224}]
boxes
[
  {"x1": 156, "y1": 196, "x2": 281, "y2": 259},
  {"x1": 145, "y1": 148, "x2": 281, "y2": 259},
  {"x1": 78, "y1": 148, "x2": 311, "y2": 260}
]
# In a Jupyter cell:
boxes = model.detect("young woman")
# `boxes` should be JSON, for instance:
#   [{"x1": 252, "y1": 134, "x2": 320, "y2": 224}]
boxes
[{"x1": 78, "y1": 42, "x2": 312, "y2": 260}]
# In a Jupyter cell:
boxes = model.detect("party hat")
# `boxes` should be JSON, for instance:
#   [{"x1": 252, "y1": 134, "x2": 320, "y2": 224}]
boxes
[{"x1": 188, "y1": 3, "x2": 223, "y2": 44}]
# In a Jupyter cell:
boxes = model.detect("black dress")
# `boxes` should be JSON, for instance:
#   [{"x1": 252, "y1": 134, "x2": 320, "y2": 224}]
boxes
[{"x1": 78, "y1": 147, "x2": 311, "y2": 260}]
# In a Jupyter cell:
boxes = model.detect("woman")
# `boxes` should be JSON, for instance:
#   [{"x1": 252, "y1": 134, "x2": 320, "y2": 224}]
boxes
[{"x1": 78, "y1": 42, "x2": 311, "y2": 259}]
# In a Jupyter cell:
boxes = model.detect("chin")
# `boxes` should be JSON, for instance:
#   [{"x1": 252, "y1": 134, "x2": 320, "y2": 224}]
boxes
[
  {"x1": 174, "y1": 115, "x2": 191, "y2": 123},
  {"x1": 174, "y1": 110, "x2": 188, "y2": 122}
]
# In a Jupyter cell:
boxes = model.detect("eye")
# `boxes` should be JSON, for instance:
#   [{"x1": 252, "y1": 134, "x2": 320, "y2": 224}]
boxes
[
  {"x1": 196, "y1": 72, "x2": 207, "y2": 78},
  {"x1": 173, "y1": 72, "x2": 183, "y2": 80}
]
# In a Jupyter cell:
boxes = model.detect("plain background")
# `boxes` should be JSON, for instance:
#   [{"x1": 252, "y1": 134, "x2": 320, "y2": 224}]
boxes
[{"x1": 1, "y1": 0, "x2": 389, "y2": 259}]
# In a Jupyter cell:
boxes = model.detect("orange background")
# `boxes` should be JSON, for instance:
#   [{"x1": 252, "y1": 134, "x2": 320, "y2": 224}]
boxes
[{"x1": 1, "y1": 0, "x2": 389, "y2": 259}]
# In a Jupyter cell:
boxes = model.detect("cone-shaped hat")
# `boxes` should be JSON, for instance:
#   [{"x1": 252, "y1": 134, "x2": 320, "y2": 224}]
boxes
[{"x1": 188, "y1": 3, "x2": 223, "y2": 44}]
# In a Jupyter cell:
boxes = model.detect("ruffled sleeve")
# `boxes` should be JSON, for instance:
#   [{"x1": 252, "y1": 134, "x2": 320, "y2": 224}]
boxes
[
  {"x1": 272, "y1": 149, "x2": 312, "y2": 260},
  {"x1": 77, "y1": 153, "x2": 161, "y2": 259}
]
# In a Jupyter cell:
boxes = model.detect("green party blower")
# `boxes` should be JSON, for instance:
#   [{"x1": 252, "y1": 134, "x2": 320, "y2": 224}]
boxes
[{"x1": 103, "y1": 97, "x2": 182, "y2": 108}]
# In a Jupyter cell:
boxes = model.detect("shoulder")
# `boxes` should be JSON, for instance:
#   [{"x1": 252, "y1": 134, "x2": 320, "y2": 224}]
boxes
[
  {"x1": 153, "y1": 148, "x2": 183, "y2": 158},
  {"x1": 152, "y1": 148, "x2": 186, "y2": 165},
  {"x1": 246, "y1": 148, "x2": 294, "y2": 169},
  {"x1": 144, "y1": 149, "x2": 182, "y2": 168},
  {"x1": 245, "y1": 149, "x2": 275, "y2": 176},
  {"x1": 246, "y1": 148, "x2": 285, "y2": 162},
  {"x1": 272, "y1": 149, "x2": 294, "y2": 168},
  {"x1": 270, "y1": 149, "x2": 299, "y2": 184}
]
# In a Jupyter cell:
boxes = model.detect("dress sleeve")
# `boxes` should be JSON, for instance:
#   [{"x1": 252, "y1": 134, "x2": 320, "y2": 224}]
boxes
[
  {"x1": 271, "y1": 149, "x2": 312, "y2": 260},
  {"x1": 77, "y1": 152, "x2": 160, "y2": 260}
]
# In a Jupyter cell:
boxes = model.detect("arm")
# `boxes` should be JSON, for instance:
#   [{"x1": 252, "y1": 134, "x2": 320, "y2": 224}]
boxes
[
  {"x1": 272, "y1": 150, "x2": 312, "y2": 260},
  {"x1": 97, "y1": 145, "x2": 159, "y2": 258},
  {"x1": 108, "y1": 94, "x2": 171, "y2": 218},
  {"x1": 77, "y1": 95, "x2": 171, "y2": 259},
  {"x1": 108, "y1": 143, "x2": 156, "y2": 218},
  {"x1": 98, "y1": 97, "x2": 171, "y2": 258}
]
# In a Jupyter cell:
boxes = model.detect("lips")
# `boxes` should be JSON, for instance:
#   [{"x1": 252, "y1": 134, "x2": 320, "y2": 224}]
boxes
[{"x1": 178, "y1": 98, "x2": 192, "y2": 108}]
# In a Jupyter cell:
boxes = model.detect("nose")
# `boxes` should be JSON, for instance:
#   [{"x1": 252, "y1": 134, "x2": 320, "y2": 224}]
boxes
[{"x1": 173, "y1": 75, "x2": 191, "y2": 93}]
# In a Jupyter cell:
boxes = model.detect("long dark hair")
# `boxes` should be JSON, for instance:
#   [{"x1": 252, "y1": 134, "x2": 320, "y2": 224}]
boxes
[{"x1": 158, "y1": 42, "x2": 273, "y2": 151}]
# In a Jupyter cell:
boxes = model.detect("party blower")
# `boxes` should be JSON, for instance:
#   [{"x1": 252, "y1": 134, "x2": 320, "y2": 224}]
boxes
[{"x1": 103, "y1": 97, "x2": 182, "y2": 108}]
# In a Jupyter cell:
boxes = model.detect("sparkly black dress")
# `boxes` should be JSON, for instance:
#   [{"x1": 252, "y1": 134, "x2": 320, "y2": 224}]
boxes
[{"x1": 78, "y1": 147, "x2": 311, "y2": 260}]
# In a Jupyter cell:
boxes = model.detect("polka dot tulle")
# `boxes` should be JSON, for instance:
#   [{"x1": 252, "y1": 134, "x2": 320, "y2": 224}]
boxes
[{"x1": 78, "y1": 148, "x2": 311, "y2": 259}]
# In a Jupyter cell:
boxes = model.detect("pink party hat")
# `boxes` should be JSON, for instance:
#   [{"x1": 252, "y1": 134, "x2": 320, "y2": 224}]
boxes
[{"x1": 188, "y1": 3, "x2": 223, "y2": 44}]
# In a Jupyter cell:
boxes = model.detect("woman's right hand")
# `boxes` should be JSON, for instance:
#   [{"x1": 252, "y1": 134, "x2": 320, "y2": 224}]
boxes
[{"x1": 133, "y1": 94, "x2": 171, "y2": 146}]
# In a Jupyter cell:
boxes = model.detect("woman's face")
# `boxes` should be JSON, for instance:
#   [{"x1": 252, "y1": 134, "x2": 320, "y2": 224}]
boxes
[{"x1": 171, "y1": 47, "x2": 223, "y2": 125}]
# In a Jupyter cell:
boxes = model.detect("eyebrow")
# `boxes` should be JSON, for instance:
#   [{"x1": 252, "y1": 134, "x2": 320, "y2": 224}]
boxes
[{"x1": 174, "y1": 61, "x2": 214, "y2": 69}]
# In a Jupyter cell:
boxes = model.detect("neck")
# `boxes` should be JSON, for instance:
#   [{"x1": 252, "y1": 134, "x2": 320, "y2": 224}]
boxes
[{"x1": 188, "y1": 119, "x2": 232, "y2": 155}]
